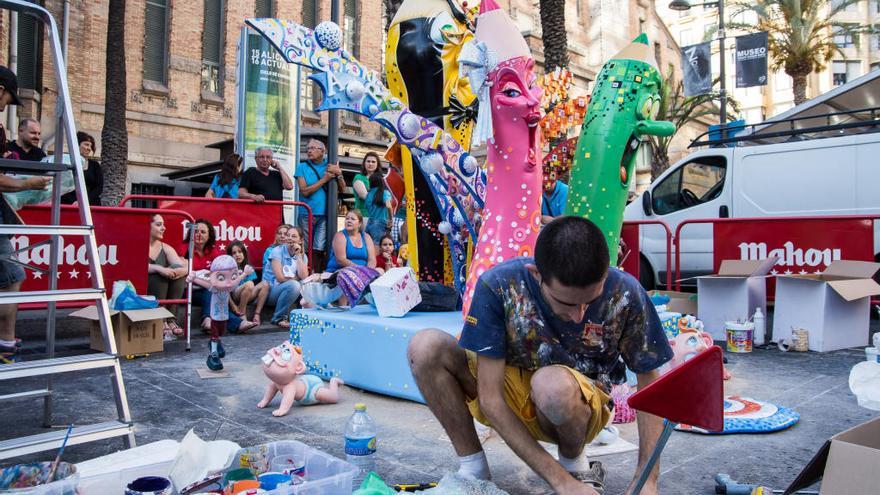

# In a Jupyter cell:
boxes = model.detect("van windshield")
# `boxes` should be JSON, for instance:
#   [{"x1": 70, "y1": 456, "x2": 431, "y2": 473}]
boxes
[{"x1": 652, "y1": 156, "x2": 726, "y2": 215}]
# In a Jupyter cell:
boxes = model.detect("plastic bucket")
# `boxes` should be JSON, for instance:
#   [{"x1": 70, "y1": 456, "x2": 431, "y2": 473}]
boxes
[
  {"x1": 866, "y1": 347, "x2": 879, "y2": 363},
  {"x1": 726, "y1": 321, "x2": 754, "y2": 353}
]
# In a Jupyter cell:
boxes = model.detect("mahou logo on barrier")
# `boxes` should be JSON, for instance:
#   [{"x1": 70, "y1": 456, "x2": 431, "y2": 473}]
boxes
[
  {"x1": 714, "y1": 219, "x2": 874, "y2": 275},
  {"x1": 15, "y1": 206, "x2": 152, "y2": 292},
  {"x1": 160, "y1": 199, "x2": 282, "y2": 268}
]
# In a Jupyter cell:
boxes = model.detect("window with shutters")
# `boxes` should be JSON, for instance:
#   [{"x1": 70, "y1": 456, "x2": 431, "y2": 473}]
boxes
[
  {"x1": 201, "y1": 0, "x2": 226, "y2": 96},
  {"x1": 343, "y1": 0, "x2": 359, "y2": 57},
  {"x1": 255, "y1": 0, "x2": 273, "y2": 18},
  {"x1": 302, "y1": 0, "x2": 318, "y2": 28},
  {"x1": 143, "y1": 0, "x2": 169, "y2": 85},
  {"x1": 17, "y1": 5, "x2": 42, "y2": 91}
]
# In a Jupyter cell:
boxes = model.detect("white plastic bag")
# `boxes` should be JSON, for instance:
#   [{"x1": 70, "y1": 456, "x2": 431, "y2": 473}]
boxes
[{"x1": 849, "y1": 361, "x2": 880, "y2": 411}]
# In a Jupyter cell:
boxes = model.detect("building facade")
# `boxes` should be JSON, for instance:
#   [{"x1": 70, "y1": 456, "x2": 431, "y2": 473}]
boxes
[
  {"x1": 658, "y1": 0, "x2": 880, "y2": 132},
  {"x1": 0, "y1": 0, "x2": 703, "y2": 200},
  {"x1": 0, "y1": 0, "x2": 386, "y2": 199}
]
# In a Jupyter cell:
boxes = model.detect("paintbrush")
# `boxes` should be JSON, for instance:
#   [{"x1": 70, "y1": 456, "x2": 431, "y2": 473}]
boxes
[{"x1": 45, "y1": 424, "x2": 73, "y2": 483}]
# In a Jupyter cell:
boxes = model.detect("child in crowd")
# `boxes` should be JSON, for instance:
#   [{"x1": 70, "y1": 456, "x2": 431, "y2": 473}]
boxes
[
  {"x1": 376, "y1": 234, "x2": 400, "y2": 274},
  {"x1": 227, "y1": 241, "x2": 267, "y2": 329},
  {"x1": 365, "y1": 172, "x2": 393, "y2": 247},
  {"x1": 263, "y1": 224, "x2": 292, "y2": 270}
]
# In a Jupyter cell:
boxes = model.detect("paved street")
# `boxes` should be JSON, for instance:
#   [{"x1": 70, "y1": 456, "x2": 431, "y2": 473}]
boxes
[{"x1": 2, "y1": 314, "x2": 879, "y2": 494}]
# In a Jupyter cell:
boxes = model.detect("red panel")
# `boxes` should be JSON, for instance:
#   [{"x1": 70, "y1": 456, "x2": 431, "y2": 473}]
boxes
[
  {"x1": 620, "y1": 223, "x2": 639, "y2": 279},
  {"x1": 628, "y1": 346, "x2": 724, "y2": 432},
  {"x1": 158, "y1": 199, "x2": 284, "y2": 270},
  {"x1": 713, "y1": 219, "x2": 874, "y2": 297},
  {"x1": 16, "y1": 206, "x2": 152, "y2": 294}
]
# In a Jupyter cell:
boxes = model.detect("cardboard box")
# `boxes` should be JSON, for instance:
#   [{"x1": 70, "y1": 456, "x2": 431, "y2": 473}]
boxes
[
  {"x1": 783, "y1": 417, "x2": 880, "y2": 495},
  {"x1": 696, "y1": 258, "x2": 778, "y2": 341},
  {"x1": 369, "y1": 267, "x2": 421, "y2": 318},
  {"x1": 71, "y1": 306, "x2": 172, "y2": 355},
  {"x1": 773, "y1": 260, "x2": 880, "y2": 352},
  {"x1": 648, "y1": 290, "x2": 698, "y2": 315}
]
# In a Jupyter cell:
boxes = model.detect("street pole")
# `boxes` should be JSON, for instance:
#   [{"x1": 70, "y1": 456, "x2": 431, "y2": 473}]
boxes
[
  {"x1": 717, "y1": 0, "x2": 727, "y2": 137},
  {"x1": 326, "y1": 0, "x2": 341, "y2": 253}
]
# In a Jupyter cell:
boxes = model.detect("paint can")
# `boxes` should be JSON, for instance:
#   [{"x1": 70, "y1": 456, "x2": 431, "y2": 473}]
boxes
[
  {"x1": 124, "y1": 476, "x2": 173, "y2": 495},
  {"x1": 725, "y1": 321, "x2": 754, "y2": 353}
]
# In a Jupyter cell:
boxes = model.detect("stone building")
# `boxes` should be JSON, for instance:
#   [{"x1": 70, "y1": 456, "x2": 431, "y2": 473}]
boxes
[
  {"x1": 0, "y1": 0, "x2": 387, "y2": 199},
  {"x1": 0, "y1": 0, "x2": 703, "y2": 200}
]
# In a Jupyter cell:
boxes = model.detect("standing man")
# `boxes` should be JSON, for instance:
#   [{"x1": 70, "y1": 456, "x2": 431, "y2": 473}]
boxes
[
  {"x1": 295, "y1": 138, "x2": 345, "y2": 272},
  {"x1": 408, "y1": 217, "x2": 672, "y2": 495},
  {"x1": 239, "y1": 147, "x2": 294, "y2": 203},
  {"x1": 541, "y1": 169, "x2": 569, "y2": 225},
  {"x1": 9, "y1": 118, "x2": 46, "y2": 162},
  {"x1": 0, "y1": 66, "x2": 51, "y2": 363}
]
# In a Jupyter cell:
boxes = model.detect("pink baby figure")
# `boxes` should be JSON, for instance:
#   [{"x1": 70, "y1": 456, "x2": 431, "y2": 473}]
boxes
[
  {"x1": 186, "y1": 254, "x2": 252, "y2": 371},
  {"x1": 257, "y1": 342, "x2": 344, "y2": 417}
]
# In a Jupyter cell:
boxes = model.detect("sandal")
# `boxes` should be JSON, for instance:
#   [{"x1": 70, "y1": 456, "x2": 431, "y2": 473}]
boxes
[
  {"x1": 168, "y1": 319, "x2": 184, "y2": 336},
  {"x1": 273, "y1": 319, "x2": 290, "y2": 329},
  {"x1": 238, "y1": 321, "x2": 258, "y2": 333},
  {"x1": 253, "y1": 314, "x2": 262, "y2": 326}
]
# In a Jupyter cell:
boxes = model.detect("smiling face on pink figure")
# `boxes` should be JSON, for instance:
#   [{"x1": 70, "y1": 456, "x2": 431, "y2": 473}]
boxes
[
  {"x1": 488, "y1": 57, "x2": 542, "y2": 171},
  {"x1": 263, "y1": 342, "x2": 306, "y2": 386}
]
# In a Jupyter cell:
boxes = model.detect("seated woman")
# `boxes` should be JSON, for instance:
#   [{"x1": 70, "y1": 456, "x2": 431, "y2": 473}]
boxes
[
  {"x1": 227, "y1": 241, "x2": 266, "y2": 329},
  {"x1": 263, "y1": 224, "x2": 291, "y2": 270},
  {"x1": 180, "y1": 218, "x2": 243, "y2": 333},
  {"x1": 325, "y1": 210, "x2": 377, "y2": 273},
  {"x1": 146, "y1": 214, "x2": 188, "y2": 337},
  {"x1": 263, "y1": 226, "x2": 309, "y2": 329}
]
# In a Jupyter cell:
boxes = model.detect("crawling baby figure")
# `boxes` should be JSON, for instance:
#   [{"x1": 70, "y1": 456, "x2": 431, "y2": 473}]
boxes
[{"x1": 257, "y1": 341, "x2": 344, "y2": 416}]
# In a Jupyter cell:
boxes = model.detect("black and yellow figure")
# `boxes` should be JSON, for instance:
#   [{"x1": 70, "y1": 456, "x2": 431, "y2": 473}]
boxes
[{"x1": 385, "y1": 0, "x2": 477, "y2": 284}]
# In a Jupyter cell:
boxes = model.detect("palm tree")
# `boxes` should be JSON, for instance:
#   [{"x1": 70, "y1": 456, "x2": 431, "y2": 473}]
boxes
[
  {"x1": 649, "y1": 73, "x2": 740, "y2": 179},
  {"x1": 730, "y1": 0, "x2": 870, "y2": 105},
  {"x1": 101, "y1": 0, "x2": 128, "y2": 205},
  {"x1": 539, "y1": 0, "x2": 568, "y2": 72}
]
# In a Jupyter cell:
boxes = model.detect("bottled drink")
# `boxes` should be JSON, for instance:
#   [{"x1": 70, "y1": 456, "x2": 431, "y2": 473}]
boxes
[
  {"x1": 345, "y1": 403, "x2": 377, "y2": 487},
  {"x1": 753, "y1": 307, "x2": 766, "y2": 346}
]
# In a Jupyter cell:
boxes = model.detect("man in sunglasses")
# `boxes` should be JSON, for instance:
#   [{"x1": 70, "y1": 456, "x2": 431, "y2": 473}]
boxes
[{"x1": 408, "y1": 217, "x2": 672, "y2": 495}]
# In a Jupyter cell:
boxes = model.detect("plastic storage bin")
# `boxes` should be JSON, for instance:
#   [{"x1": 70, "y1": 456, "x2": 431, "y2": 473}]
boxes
[
  {"x1": 76, "y1": 460, "x2": 174, "y2": 494},
  {"x1": 227, "y1": 440, "x2": 356, "y2": 495}
]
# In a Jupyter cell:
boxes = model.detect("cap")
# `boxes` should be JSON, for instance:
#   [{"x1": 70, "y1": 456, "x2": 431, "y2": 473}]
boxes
[
  {"x1": 0, "y1": 66, "x2": 22, "y2": 106},
  {"x1": 354, "y1": 403, "x2": 366, "y2": 411}
]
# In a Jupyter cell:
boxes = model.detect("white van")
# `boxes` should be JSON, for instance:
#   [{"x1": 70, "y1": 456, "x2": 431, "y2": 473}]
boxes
[{"x1": 624, "y1": 131, "x2": 880, "y2": 288}]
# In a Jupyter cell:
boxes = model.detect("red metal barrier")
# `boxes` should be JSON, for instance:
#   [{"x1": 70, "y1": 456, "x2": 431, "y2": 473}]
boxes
[
  {"x1": 621, "y1": 220, "x2": 674, "y2": 289},
  {"x1": 674, "y1": 215, "x2": 880, "y2": 292},
  {"x1": 15, "y1": 205, "x2": 195, "y2": 310},
  {"x1": 119, "y1": 195, "x2": 314, "y2": 271}
]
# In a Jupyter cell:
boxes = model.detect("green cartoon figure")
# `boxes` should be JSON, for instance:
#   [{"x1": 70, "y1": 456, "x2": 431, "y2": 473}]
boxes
[{"x1": 565, "y1": 34, "x2": 674, "y2": 257}]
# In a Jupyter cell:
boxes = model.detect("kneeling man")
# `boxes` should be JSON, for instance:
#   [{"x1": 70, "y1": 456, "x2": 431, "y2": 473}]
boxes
[{"x1": 408, "y1": 217, "x2": 672, "y2": 495}]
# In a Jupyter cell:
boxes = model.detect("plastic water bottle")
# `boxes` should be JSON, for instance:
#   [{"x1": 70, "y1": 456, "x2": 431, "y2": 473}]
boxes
[
  {"x1": 753, "y1": 307, "x2": 766, "y2": 346},
  {"x1": 345, "y1": 403, "x2": 377, "y2": 487}
]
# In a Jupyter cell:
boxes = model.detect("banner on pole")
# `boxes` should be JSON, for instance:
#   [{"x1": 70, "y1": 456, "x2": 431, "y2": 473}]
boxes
[
  {"x1": 236, "y1": 26, "x2": 302, "y2": 219},
  {"x1": 681, "y1": 42, "x2": 713, "y2": 97},
  {"x1": 735, "y1": 32, "x2": 768, "y2": 88}
]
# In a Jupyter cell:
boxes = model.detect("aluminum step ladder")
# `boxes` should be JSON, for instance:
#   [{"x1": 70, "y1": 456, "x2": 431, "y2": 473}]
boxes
[{"x1": 0, "y1": 0, "x2": 134, "y2": 460}]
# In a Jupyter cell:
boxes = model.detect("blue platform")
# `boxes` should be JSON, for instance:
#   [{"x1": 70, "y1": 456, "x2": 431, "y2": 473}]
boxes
[{"x1": 289, "y1": 307, "x2": 463, "y2": 403}]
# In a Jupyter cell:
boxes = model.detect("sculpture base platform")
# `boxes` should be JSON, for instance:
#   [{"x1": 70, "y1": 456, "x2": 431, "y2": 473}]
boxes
[{"x1": 289, "y1": 306, "x2": 462, "y2": 403}]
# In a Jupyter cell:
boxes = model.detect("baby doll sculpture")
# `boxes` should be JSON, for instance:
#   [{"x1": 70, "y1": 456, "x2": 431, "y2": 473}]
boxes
[
  {"x1": 187, "y1": 255, "x2": 252, "y2": 371},
  {"x1": 257, "y1": 342, "x2": 344, "y2": 417},
  {"x1": 667, "y1": 317, "x2": 732, "y2": 380}
]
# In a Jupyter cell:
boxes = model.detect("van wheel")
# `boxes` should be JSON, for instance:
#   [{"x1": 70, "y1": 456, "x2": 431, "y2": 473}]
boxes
[{"x1": 639, "y1": 257, "x2": 655, "y2": 291}]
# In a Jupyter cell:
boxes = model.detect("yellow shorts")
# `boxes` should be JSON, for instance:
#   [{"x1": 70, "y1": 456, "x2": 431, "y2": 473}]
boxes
[{"x1": 465, "y1": 351, "x2": 612, "y2": 444}]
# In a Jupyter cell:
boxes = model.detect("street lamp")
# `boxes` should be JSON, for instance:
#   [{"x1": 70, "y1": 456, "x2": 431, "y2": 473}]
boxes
[{"x1": 669, "y1": 0, "x2": 728, "y2": 133}]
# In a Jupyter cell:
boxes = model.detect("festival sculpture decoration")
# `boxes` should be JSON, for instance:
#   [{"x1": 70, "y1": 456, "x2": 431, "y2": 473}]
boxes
[
  {"x1": 257, "y1": 342, "x2": 343, "y2": 416},
  {"x1": 565, "y1": 34, "x2": 675, "y2": 257},
  {"x1": 245, "y1": 16, "x2": 485, "y2": 294},
  {"x1": 459, "y1": 0, "x2": 544, "y2": 316},
  {"x1": 385, "y1": 0, "x2": 478, "y2": 285}
]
